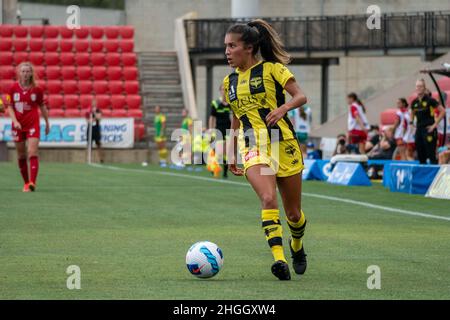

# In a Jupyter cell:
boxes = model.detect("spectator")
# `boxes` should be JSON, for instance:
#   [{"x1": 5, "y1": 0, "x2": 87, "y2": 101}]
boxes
[
  {"x1": 306, "y1": 142, "x2": 322, "y2": 159},
  {"x1": 438, "y1": 144, "x2": 450, "y2": 164},
  {"x1": 365, "y1": 125, "x2": 380, "y2": 153},
  {"x1": 289, "y1": 104, "x2": 312, "y2": 156},
  {"x1": 367, "y1": 126, "x2": 396, "y2": 160},
  {"x1": 85, "y1": 99, "x2": 104, "y2": 163},
  {"x1": 347, "y1": 92, "x2": 370, "y2": 154},
  {"x1": 333, "y1": 133, "x2": 348, "y2": 156}
]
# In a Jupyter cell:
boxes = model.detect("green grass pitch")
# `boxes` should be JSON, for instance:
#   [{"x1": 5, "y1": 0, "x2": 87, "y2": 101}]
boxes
[{"x1": 0, "y1": 162, "x2": 449, "y2": 299}]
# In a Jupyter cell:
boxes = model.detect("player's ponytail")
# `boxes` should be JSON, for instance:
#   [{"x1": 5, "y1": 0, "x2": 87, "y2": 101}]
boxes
[
  {"x1": 16, "y1": 62, "x2": 37, "y2": 87},
  {"x1": 226, "y1": 19, "x2": 291, "y2": 65}
]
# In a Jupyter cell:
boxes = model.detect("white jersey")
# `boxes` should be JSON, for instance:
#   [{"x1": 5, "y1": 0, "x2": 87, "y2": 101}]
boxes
[
  {"x1": 290, "y1": 106, "x2": 311, "y2": 134},
  {"x1": 394, "y1": 108, "x2": 408, "y2": 139},
  {"x1": 403, "y1": 111, "x2": 416, "y2": 144},
  {"x1": 348, "y1": 103, "x2": 370, "y2": 131},
  {"x1": 437, "y1": 106, "x2": 450, "y2": 135}
]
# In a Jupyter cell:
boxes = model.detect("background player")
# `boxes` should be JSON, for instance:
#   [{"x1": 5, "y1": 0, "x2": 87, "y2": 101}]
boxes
[
  {"x1": 85, "y1": 99, "x2": 104, "y2": 163},
  {"x1": 153, "y1": 105, "x2": 168, "y2": 167},
  {"x1": 224, "y1": 19, "x2": 308, "y2": 280},
  {"x1": 392, "y1": 98, "x2": 409, "y2": 160},
  {"x1": 288, "y1": 104, "x2": 312, "y2": 156},
  {"x1": 5, "y1": 62, "x2": 49, "y2": 192},
  {"x1": 347, "y1": 92, "x2": 370, "y2": 154}
]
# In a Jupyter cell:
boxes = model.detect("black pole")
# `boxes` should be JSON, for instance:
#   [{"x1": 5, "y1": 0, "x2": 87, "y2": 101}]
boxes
[
  {"x1": 206, "y1": 63, "x2": 213, "y2": 125},
  {"x1": 320, "y1": 59, "x2": 329, "y2": 124},
  {"x1": 429, "y1": 73, "x2": 447, "y2": 147}
]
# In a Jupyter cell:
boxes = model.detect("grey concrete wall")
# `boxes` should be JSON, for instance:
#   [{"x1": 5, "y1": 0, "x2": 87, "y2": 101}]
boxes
[{"x1": 17, "y1": 2, "x2": 124, "y2": 25}]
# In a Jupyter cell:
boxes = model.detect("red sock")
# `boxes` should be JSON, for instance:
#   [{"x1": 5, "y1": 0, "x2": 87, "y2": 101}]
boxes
[
  {"x1": 29, "y1": 156, "x2": 39, "y2": 184},
  {"x1": 18, "y1": 158, "x2": 29, "y2": 184}
]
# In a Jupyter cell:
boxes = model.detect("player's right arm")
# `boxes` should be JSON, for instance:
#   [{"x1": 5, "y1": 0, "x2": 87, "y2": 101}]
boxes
[{"x1": 4, "y1": 93, "x2": 21, "y2": 130}]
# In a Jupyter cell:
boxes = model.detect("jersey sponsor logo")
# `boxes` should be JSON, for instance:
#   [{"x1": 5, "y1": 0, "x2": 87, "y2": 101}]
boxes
[
  {"x1": 31, "y1": 94, "x2": 36, "y2": 102},
  {"x1": 250, "y1": 76, "x2": 263, "y2": 90},
  {"x1": 240, "y1": 79, "x2": 247, "y2": 85},
  {"x1": 244, "y1": 149, "x2": 259, "y2": 162},
  {"x1": 13, "y1": 93, "x2": 20, "y2": 102}
]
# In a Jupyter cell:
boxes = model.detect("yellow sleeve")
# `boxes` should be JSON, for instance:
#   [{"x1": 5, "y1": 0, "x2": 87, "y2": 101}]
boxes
[
  {"x1": 161, "y1": 115, "x2": 166, "y2": 123},
  {"x1": 271, "y1": 62, "x2": 295, "y2": 88},
  {"x1": 222, "y1": 76, "x2": 230, "y2": 104}
]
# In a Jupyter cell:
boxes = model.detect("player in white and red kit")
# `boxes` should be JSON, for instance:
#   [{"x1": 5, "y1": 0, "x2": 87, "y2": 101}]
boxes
[
  {"x1": 392, "y1": 98, "x2": 409, "y2": 160},
  {"x1": 347, "y1": 92, "x2": 370, "y2": 154},
  {"x1": 5, "y1": 62, "x2": 49, "y2": 192}
]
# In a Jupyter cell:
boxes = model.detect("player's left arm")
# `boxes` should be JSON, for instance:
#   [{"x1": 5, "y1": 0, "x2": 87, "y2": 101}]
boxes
[
  {"x1": 39, "y1": 102, "x2": 50, "y2": 135},
  {"x1": 266, "y1": 77, "x2": 307, "y2": 127}
]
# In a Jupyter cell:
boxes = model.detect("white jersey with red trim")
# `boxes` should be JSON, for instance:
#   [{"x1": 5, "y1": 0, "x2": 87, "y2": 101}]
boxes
[
  {"x1": 394, "y1": 108, "x2": 408, "y2": 139},
  {"x1": 347, "y1": 103, "x2": 370, "y2": 131},
  {"x1": 403, "y1": 111, "x2": 415, "y2": 143}
]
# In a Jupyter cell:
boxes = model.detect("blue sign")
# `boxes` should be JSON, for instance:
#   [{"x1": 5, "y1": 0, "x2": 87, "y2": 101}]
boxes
[
  {"x1": 389, "y1": 164, "x2": 440, "y2": 194},
  {"x1": 327, "y1": 162, "x2": 372, "y2": 186}
]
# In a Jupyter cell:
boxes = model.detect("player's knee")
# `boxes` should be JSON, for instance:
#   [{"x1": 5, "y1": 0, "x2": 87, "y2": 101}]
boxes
[
  {"x1": 285, "y1": 209, "x2": 301, "y2": 223},
  {"x1": 260, "y1": 193, "x2": 277, "y2": 209}
]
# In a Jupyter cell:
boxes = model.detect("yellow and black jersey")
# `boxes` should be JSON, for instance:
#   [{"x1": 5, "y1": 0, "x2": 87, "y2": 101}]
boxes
[
  {"x1": 223, "y1": 61, "x2": 297, "y2": 147},
  {"x1": 411, "y1": 95, "x2": 439, "y2": 129}
]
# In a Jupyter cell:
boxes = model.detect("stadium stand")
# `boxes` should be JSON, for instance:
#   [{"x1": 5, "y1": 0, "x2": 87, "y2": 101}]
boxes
[{"x1": 0, "y1": 24, "x2": 145, "y2": 141}]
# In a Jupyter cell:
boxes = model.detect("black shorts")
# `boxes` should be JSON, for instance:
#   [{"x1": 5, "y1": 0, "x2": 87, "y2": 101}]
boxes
[
  {"x1": 88, "y1": 127, "x2": 101, "y2": 146},
  {"x1": 216, "y1": 126, "x2": 229, "y2": 139}
]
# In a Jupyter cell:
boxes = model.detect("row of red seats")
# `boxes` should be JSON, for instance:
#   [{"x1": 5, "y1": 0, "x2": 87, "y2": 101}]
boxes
[
  {"x1": 0, "y1": 25, "x2": 134, "y2": 39},
  {"x1": 0, "y1": 38, "x2": 134, "y2": 53},
  {"x1": 45, "y1": 94, "x2": 142, "y2": 110},
  {"x1": 0, "y1": 52, "x2": 136, "y2": 67},
  {"x1": 29, "y1": 80, "x2": 139, "y2": 95},
  {"x1": 1, "y1": 107, "x2": 142, "y2": 119},
  {"x1": 0, "y1": 66, "x2": 138, "y2": 82}
]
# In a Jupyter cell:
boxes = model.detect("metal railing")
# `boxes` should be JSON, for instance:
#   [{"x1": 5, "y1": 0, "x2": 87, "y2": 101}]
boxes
[{"x1": 185, "y1": 11, "x2": 450, "y2": 54}]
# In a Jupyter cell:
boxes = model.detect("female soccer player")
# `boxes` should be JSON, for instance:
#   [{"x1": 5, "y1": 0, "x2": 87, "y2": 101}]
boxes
[
  {"x1": 223, "y1": 19, "x2": 308, "y2": 280},
  {"x1": 154, "y1": 105, "x2": 168, "y2": 167},
  {"x1": 392, "y1": 98, "x2": 409, "y2": 160},
  {"x1": 5, "y1": 62, "x2": 49, "y2": 192},
  {"x1": 347, "y1": 92, "x2": 370, "y2": 154}
]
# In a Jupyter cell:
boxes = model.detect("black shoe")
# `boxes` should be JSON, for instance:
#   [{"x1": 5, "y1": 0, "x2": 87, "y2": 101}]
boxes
[
  {"x1": 271, "y1": 260, "x2": 291, "y2": 280},
  {"x1": 289, "y1": 238, "x2": 307, "y2": 275}
]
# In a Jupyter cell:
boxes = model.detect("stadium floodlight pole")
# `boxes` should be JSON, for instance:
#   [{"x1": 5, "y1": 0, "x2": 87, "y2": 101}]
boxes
[{"x1": 87, "y1": 111, "x2": 93, "y2": 164}]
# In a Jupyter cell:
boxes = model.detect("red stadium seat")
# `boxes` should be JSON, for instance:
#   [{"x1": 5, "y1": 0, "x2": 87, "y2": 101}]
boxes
[
  {"x1": 92, "y1": 66, "x2": 107, "y2": 80},
  {"x1": 90, "y1": 53, "x2": 106, "y2": 66},
  {"x1": 0, "y1": 66, "x2": 15, "y2": 80},
  {"x1": 134, "y1": 122, "x2": 145, "y2": 141},
  {"x1": 126, "y1": 95, "x2": 142, "y2": 109},
  {"x1": 105, "y1": 26, "x2": 119, "y2": 39},
  {"x1": 0, "y1": 80, "x2": 14, "y2": 93},
  {"x1": 13, "y1": 52, "x2": 28, "y2": 65},
  {"x1": 119, "y1": 40, "x2": 134, "y2": 53},
  {"x1": 123, "y1": 67, "x2": 138, "y2": 81},
  {"x1": 78, "y1": 81, "x2": 93, "y2": 94},
  {"x1": 59, "y1": 26, "x2": 73, "y2": 38},
  {"x1": 128, "y1": 108, "x2": 143, "y2": 119},
  {"x1": 76, "y1": 66, "x2": 92, "y2": 80},
  {"x1": 74, "y1": 27, "x2": 89, "y2": 39},
  {"x1": 47, "y1": 95, "x2": 64, "y2": 109},
  {"x1": 0, "y1": 38, "x2": 13, "y2": 51},
  {"x1": 90, "y1": 26, "x2": 104, "y2": 39},
  {"x1": 0, "y1": 25, "x2": 14, "y2": 37},
  {"x1": 29, "y1": 52, "x2": 44, "y2": 66},
  {"x1": 13, "y1": 38, "x2": 28, "y2": 51},
  {"x1": 44, "y1": 25, "x2": 59, "y2": 38},
  {"x1": 60, "y1": 52, "x2": 75, "y2": 66},
  {"x1": 63, "y1": 80, "x2": 78, "y2": 94},
  {"x1": 65, "y1": 109, "x2": 81, "y2": 117},
  {"x1": 111, "y1": 95, "x2": 126, "y2": 109},
  {"x1": 44, "y1": 39, "x2": 59, "y2": 52},
  {"x1": 46, "y1": 80, "x2": 62, "y2": 94},
  {"x1": 74, "y1": 39, "x2": 89, "y2": 52},
  {"x1": 36, "y1": 80, "x2": 46, "y2": 91},
  {"x1": 34, "y1": 65, "x2": 45, "y2": 80},
  {"x1": 111, "y1": 109, "x2": 127, "y2": 117},
  {"x1": 29, "y1": 38, "x2": 44, "y2": 51},
  {"x1": 44, "y1": 52, "x2": 60, "y2": 66},
  {"x1": 45, "y1": 66, "x2": 62, "y2": 80},
  {"x1": 64, "y1": 94, "x2": 79, "y2": 109},
  {"x1": 380, "y1": 108, "x2": 397, "y2": 126},
  {"x1": 101, "y1": 108, "x2": 112, "y2": 117},
  {"x1": 106, "y1": 53, "x2": 121, "y2": 66},
  {"x1": 104, "y1": 40, "x2": 119, "y2": 52},
  {"x1": 437, "y1": 77, "x2": 450, "y2": 91},
  {"x1": 90, "y1": 40, "x2": 104, "y2": 53},
  {"x1": 95, "y1": 94, "x2": 111, "y2": 109},
  {"x1": 119, "y1": 26, "x2": 134, "y2": 39},
  {"x1": 1, "y1": 52, "x2": 14, "y2": 66},
  {"x1": 80, "y1": 94, "x2": 94, "y2": 109},
  {"x1": 124, "y1": 81, "x2": 139, "y2": 94},
  {"x1": 29, "y1": 25, "x2": 44, "y2": 38},
  {"x1": 121, "y1": 53, "x2": 137, "y2": 66},
  {"x1": 75, "y1": 53, "x2": 90, "y2": 66},
  {"x1": 48, "y1": 108, "x2": 65, "y2": 117},
  {"x1": 93, "y1": 80, "x2": 109, "y2": 94},
  {"x1": 13, "y1": 25, "x2": 28, "y2": 38},
  {"x1": 107, "y1": 67, "x2": 122, "y2": 80},
  {"x1": 109, "y1": 81, "x2": 123, "y2": 94},
  {"x1": 60, "y1": 39, "x2": 74, "y2": 52},
  {"x1": 61, "y1": 66, "x2": 76, "y2": 79}
]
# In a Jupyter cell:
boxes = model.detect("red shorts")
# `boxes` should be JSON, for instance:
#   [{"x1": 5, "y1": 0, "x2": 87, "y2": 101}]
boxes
[
  {"x1": 438, "y1": 133, "x2": 444, "y2": 147},
  {"x1": 406, "y1": 142, "x2": 415, "y2": 150},
  {"x1": 12, "y1": 122, "x2": 40, "y2": 142},
  {"x1": 395, "y1": 138, "x2": 405, "y2": 146},
  {"x1": 348, "y1": 130, "x2": 367, "y2": 144}
]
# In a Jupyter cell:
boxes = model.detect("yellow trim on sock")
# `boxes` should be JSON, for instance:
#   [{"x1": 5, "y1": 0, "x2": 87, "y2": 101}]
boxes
[{"x1": 272, "y1": 245, "x2": 287, "y2": 263}]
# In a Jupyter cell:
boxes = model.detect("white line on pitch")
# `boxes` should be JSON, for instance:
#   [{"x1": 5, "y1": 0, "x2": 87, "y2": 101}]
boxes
[{"x1": 90, "y1": 164, "x2": 450, "y2": 222}]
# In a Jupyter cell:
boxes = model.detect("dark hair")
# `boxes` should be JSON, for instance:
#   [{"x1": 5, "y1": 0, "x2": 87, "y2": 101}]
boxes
[
  {"x1": 226, "y1": 19, "x2": 291, "y2": 65},
  {"x1": 399, "y1": 97, "x2": 408, "y2": 108},
  {"x1": 347, "y1": 92, "x2": 366, "y2": 113}
]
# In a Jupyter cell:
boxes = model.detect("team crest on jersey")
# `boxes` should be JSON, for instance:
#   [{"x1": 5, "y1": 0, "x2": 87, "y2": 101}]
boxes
[
  {"x1": 250, "y1": 77, "x2": 263, "y2": 89},
  {"x1": 422, "y1": 101, "x2": 427, "y2": 107},
  {"x1": 31, "y1": 94, "x2": 36, "y2": 102},
  {"x1": 13, "y1": 93, "x2": 20, "y2": 102},
  {"x1": 285, "y1": 145, "x2": 296, "y2": 156}
]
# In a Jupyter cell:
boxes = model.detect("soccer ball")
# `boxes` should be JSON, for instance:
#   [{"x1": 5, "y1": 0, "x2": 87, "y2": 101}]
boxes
[{"x1": 186, "y1": 241, "x2": 224, "y2": 278}]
